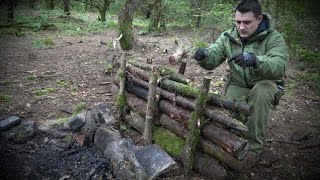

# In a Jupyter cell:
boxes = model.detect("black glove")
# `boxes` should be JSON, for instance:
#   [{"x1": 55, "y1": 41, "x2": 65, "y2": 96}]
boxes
[
  {"x1": 194, "y1": 48, "x2": 208, "y2": 61},
  {"x1": 230, "y1": 52, "x2": 257, "y2": 67}
]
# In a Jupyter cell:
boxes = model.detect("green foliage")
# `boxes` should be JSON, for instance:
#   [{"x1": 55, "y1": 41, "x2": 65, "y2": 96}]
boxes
[
  {"x1": 133, "y1": 19, "x2": 148, "y2": 28},
  {"x1": 33, "y1": 37, "x2": 54, "y2": 49},
  {"x1": 204, "y1": 2, "x2": 235, "y2": 31},
  {"x1": 153, "y1": 126, "x2": 185, "y2": 156},
  {"x1": 163, "y1": 0, "x2": 191, "y2": 27},
  {"x1": 192, "y1": 40, "x2": 208, "y2": 48},
  {"x1": 0, "y1": 92, "x2": 12, "y2": 103}
]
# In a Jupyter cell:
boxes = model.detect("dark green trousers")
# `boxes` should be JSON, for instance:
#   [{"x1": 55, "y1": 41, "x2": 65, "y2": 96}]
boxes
[{"x1": 226, "y1": 80, "x2": 279, "y2": 155}]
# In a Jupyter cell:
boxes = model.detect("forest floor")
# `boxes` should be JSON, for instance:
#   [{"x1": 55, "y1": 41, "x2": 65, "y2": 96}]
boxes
[{"x1": 0, "y1": 26, "x2": 320, "y2": 179}]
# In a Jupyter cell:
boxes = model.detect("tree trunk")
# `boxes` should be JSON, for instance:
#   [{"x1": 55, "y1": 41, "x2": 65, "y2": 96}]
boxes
[
  {"x1": 29, "y1": 0, "x2": 35, "y2": 9},
  {"x1": 64, "y1": 0, "x2": 70, "y2": 15},
  {"x1": 148, "y1": 0, "x2": 162, "y2": 32},
  {"x1": 46, "y1": 0, "x2": 54, "y2": 10},
  {"x1": 118, "y1": 0, "x2": 138, "y2": 50},
  {"x1": 143, "y1": 66, "x2": 159, "y2": 144},
  {"x1": 98, "y1": 0, "x2": 113, "y2": 22},
  {"x1": 8, "y1": 0, "x2": 14, "y2": 23},
  {"x1": 183, "y1": 77, "x2": 211, "y2": 175}
]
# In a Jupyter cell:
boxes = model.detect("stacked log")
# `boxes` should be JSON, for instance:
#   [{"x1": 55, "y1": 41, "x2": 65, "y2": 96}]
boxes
[{"x1": 111, "y1": 60, "x2": 254, "y2": 174}]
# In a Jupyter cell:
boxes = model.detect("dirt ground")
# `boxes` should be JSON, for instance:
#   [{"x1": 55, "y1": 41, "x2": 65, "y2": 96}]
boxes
[{"x1": 0, "y1": 28, "x2": 320, "y2": 179}]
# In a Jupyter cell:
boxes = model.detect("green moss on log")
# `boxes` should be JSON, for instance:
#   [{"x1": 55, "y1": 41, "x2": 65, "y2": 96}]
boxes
[
  {"x1": 160, "y1": 79, "x2": 198, "y2": 98},
  {"x1": 116, "y1": 93, "x2": 126, "y2": 109},
  {"x1": 117, "y1": 69, "x2": 125, "y2": 79},
  {"x1": 153, "y1": 126, "x2": 185, "y2": 156}
]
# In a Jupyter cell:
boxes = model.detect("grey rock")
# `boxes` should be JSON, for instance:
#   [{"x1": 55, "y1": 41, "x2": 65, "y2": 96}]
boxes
[
  {"x1": 67, "y1": 115, "x2": 85, "y2": 131},
  {"x1": 0, "y1": 116, "x2": 21, "y2": 131},
  {"x1": 92, "y1": 103, "x2": 115, "y2": 125},
  {"x1": 94, "y1": 124, "x2": 121, "y2": 152},
  {"x1": 1, "y1": 120, "x2": 37, "y2": 143},
  {"x1": 134, "y1": 144, "x2": 177, "y2": 179}
]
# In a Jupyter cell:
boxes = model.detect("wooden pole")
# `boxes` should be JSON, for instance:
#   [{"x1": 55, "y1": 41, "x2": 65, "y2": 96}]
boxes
[
  {"x1": 143, "y1": 66, "x2": 159, "y2": 144},
  {"x1": 116, "y1": 52, "x2": 127, "y2": 120},
  {"x1": 178, "y1": 61, "x2": 187, "y2": 75},
  {"x1": 183, "y1": 77, "x2": 211, "y2": 175}
]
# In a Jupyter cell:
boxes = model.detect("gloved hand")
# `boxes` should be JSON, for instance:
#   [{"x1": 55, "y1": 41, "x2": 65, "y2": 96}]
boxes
[
  {"x1": 230, "y1": 52, "x2": 257, "y2": 67},
  {"x1": 194, "y1": 48, "x2": 208, "y2": 61}
]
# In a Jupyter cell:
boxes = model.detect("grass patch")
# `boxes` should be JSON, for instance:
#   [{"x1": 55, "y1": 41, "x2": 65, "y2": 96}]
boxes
[
  {"x1": 73, "y1": 102, "x2": 87, "y2": 116},
  {"x1": 56, "y1": 117, "x2": 69, "y2": 125},
  {"x1": 153, "y1": 126, "x2": 185, "y2": 156},
  {"x1": 63, "y1": 134, "x2": 73, "y2": 143},
  {"x1": 0, "y1": 92, "x2": 12, "y2": 102},
  {"x1": 0, "y1": 79, "x2": 16, "y2": 86},
  {"x1": 33, "y1": 36, "x2": 54, "y2": 49},
  {"x1": 27, "y1": 74, "x2": 38, "y2": 81},
  {"x1": 33, "y1": 87, "x2": 55, "y2": 96},
  {"x1": 56, "y1": 80, "x2": 69, "y2": 88}
]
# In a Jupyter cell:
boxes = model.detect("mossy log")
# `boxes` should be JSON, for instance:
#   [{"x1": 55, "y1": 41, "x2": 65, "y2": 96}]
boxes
[
  {"x1": 159, "y1": 113, "x2": 244, "y2": 172},
  {"x1": 160, "y1": 78, "x2": 253, "y2": 115},
  {"x1": 128, "y1": 60, "x2": 192, "y2": 85},
  {"x1": 182, "y1": 77, "x2": 211, "y2": 175},
  {"x1": 124, "y1": 75, "x2": 247, "y2": 132},
  {"x1": 143, "y1": 66, "x2": 159, "y2": 144}
]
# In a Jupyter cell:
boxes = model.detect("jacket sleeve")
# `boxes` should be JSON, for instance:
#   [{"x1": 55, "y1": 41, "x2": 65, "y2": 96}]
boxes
[
  {"x1": 197, "y1": 34, "x2": 227, "y2": 70},
  {"x1": 253, "y1": 32, "x2": 289, "y2": 80}
]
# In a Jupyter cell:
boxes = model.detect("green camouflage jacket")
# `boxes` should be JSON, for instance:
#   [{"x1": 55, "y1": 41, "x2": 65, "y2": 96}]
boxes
[{"x1": 198, "y1": 14, "x2": 290, "y2": 88}]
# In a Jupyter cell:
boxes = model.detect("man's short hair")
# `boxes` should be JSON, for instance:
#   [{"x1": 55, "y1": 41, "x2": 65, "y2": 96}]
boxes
[{"x1": 235, "y1": 0, "x2": 262, "y2": 18}]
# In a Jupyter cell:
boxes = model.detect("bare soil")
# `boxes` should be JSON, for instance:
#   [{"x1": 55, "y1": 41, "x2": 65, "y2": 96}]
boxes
[{"x1": 0, "y1": 28, "x2": 320, "y2": 179}]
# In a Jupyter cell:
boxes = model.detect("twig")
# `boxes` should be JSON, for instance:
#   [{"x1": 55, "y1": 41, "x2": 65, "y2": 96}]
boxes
[
  {"x1": 266, "y1": 139, "x2": 302, "y2": 145},
  {"x1": 7, "y1": 145, "x2": 37, "y2": 153},
  {"x1": 61, "y1": 147, "x2": 86, "y2": 156},
  {"x1": 299, "y1": 143, "x2": 320, "y2": 149}
]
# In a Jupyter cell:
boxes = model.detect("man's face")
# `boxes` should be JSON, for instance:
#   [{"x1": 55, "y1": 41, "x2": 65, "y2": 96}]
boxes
[{"x1": 235, "y1": 10, "x2": 263, "y2": 39}]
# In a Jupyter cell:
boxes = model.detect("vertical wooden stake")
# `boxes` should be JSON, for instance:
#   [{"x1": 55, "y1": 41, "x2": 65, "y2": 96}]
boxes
[
  {"x1": 183, "y1": 77, "x2": 211, "y2": 176},
  {"x1": 116, "y1": 52, "x2": 127, "y2": 120},
  {"x1": 178, "y1": 60, "x2": 187, "y2": 75},
  {"x1": 143, "y1": 66, "x2": 159, "y2": 144}
]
